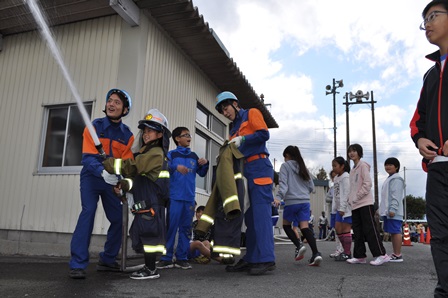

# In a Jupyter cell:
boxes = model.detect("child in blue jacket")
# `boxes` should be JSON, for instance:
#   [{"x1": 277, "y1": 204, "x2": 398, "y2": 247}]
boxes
[{"x1": 157, "y1": 127, "x2": 209, "y2": 269}]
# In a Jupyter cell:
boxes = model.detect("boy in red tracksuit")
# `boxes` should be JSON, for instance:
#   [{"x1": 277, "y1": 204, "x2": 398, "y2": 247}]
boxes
[{"x1": 410, "y1": 1, "x2": 448, "y2": 294}]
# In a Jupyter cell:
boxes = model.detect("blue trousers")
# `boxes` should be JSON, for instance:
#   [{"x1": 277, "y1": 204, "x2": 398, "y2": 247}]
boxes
[
  {"x1": 69, "y1": 173, "x2": 122, "y2": 269},
  {"x1": 242, "y1": 158, "x2": 275, "y2": 264},
  {"x1": 162, "y1": 200, "x2": 195, "y2": 261}
]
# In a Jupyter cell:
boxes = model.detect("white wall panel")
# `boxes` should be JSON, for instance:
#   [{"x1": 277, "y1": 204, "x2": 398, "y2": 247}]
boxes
[
  {"x1": 0, "y1": 13, "x2": 225, "y2": 239},
  {"x1": 0, "y1": 16, "x2": 123, "y2": 234}
]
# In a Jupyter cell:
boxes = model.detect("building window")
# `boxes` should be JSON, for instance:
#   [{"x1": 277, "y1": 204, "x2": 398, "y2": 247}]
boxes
[
  {"x1": 194, "y1": 131, "x2": 221, "y2": 192},
  {"x1": 196, "y1": 104, "x2": 226, "y2": 139},
  {"x1": 195, "y1": 103, "x2": 227, "y2": 192},
  {"x1": 38, "y1": 102, "x2": 93, "y2": 174}
]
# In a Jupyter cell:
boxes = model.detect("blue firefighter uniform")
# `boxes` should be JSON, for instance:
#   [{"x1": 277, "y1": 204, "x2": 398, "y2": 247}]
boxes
[
  {"x1": 69, "y1": 117, "x2": 134, "y2": 270},
  {"x1": 231, "y1": 108, "x2": 275, "y2": 264},
  {"x1": 161, "y1": 146, "x2": 209, "y2": 262}
]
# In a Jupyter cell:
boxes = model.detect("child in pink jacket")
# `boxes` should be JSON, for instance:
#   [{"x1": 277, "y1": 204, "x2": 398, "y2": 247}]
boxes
[{"x1": 346, "y1": 144, "x2": 389, "y2": 266}]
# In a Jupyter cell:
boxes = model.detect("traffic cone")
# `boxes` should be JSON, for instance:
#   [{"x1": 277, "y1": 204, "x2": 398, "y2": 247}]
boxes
[
  {"x1": 420, "y1": 231, "x2": 425, "y2": 243},
  {"x1": 402, "y1": 223, "x2": 413, "y2": 246},
  {"x1": 425, "y1": 227, "x2": 431, "y2": 245}
]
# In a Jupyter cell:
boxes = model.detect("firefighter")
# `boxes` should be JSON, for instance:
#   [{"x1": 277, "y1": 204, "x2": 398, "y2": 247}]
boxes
[
  {"x1": 69, "y1": 89, "x2": 134, "y2": 279},
  {"x1": 215, "y1": 91, "x2": 276, "y2": 275},
  {"x1": 103, "y1": 108, "x2": 171, "y2": 280}
]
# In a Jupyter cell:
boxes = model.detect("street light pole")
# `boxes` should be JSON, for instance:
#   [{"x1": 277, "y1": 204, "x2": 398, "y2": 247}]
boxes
[
  {"x1": 345, "y1": 90, "x2": 379, "y2": 208},
  {"x1": 344, "y1": 92, "x2": 350, "y2": 161},
  {"x1": 326, "y1": 79, "x2": 344, "y2": 159},
  {"x1": 370, "y1": 91, "x2": 379, "y2": 208}
]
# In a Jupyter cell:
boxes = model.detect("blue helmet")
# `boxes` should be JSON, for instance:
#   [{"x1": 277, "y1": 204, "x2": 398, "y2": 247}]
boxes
[
  {"x1": 106, "y1": 88, "x2": 132, "y2": 117},
  {"x1": 215, "y1": 91, "x2": 238, "y2": 113}
]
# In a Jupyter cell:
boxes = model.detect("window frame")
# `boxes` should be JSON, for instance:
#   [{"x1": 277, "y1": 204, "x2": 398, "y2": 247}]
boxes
[
  {"x1": 37, "y1": 101, "x2": 93, "y2": 175},
  {"x1": 194, "y1": 102, "x2": 227, "y2": 193}
]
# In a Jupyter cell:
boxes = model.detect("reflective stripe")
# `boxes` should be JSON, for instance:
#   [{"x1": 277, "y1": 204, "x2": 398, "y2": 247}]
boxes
[
  {"x1": 200, "y1": 214, "x2": 214, "y2": 225},
  {"x1": 143, "y1": 245, "x2": 166, "y2": 254},
  {"x1": 159, "y1": 170, "x2": 170, "y2": 178},
  {"x1": 223, "y1": 195, "x2": 238, "y2": 207},
  {"x1": 114, "y1": 158, "x2": 122, "y2": 175},
  {"x1": 234, "y1": 173, "x2": 242, "y2": 179},
  {"x1": 124, "y1": 178, "x2": 133, "y2": 190},
  {"x1": 213, "y1": 245, "x2": 241, "y2": 256}
]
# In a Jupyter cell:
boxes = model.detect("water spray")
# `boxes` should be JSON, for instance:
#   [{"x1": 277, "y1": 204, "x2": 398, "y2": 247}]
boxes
[{"x1": 26, "y1": 0, "x2": 106, "y2": 159}]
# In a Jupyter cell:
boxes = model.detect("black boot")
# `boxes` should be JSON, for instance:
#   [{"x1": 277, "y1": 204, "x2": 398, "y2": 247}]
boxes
[{"x1": 225, "y1": 259, "x2": 251, "y2": 272}]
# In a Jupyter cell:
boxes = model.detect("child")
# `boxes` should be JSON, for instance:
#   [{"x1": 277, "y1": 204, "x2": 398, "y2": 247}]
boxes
[
  {"x1": 188, "y1": 205, "x2": 214, "y2": 264},
  {"x1": 157, "y1": 127, "x2": 209, "y2": 269},
  {"x1": 410, "y1": 1, "x2": 448, "y2": 293},
  {"x1": 273, "y1": 145, "x2": 322, "y2": 266},
  {"x1": 69, "y1": 89, "x2": 134, "y2": 279},
  {"x1": 103, "y1": 109, "x2": 171, "y2": 280},
  {"x1": 346, "y1": 144, "x2": 389, "y2": 266},
  {"x1": 331, "y1": 156, "x2": 352, "y2": 261},
  {"x1": 215, "y1": 91, "x2": 276, "y2": 275},
  {"x1": 379, "y1": 157, "x2": 405, "y2": 262},
  {"x1": 328, "y1": 170, "x2": 344, "y2": 257}
]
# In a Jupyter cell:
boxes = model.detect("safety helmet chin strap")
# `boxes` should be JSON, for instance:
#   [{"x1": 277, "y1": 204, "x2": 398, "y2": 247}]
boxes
[{"x1": 231, "y1": 102, "x2": 241, "y2": 121}]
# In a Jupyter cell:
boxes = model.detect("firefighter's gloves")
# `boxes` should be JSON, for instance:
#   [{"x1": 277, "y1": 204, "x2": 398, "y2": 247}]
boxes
[
  {"x1": 103, "y1": 158, "x2": 123, "y2": 175},
  {"x1": 229, "y1": 136, "x2": 245, "y2": 148},
  {"x1": 119, "y1": 178, "x2": 133, "y2": 192},
  {"x1": 101, "y1": 170, "x2": 119, "y2": 185}
]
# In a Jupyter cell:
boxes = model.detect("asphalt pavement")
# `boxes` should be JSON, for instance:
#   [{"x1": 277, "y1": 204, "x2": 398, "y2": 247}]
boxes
[{"x1": 0, "y1": 238, "x2": 436, "y2": 298}]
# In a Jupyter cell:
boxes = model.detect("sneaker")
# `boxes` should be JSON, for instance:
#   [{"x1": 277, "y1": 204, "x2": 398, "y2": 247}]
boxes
[
  {"x1": 329, "y1": 250, "x2": 343, "y2": 258},
  {"x1": 174, "y1": 260, "x2": 192, "y2": 269},
  {"x1": 334, "y1": 253, "x2": 351, "y2": 261},
  {"x1": 248, "y1": 262, "x2": 276, "y2": 275},
  {"x1": 156, "y1": 260, "x2": 174, "y2": 269},
  {"x1": 69, "y1": 268, "x2": 86, "y2": 279},
  {"x1": 346, "y1": 257, "x2": 366, "y2": 264},
  {"x1": 225, "y1": 259, "x2": 251, "y2": 272},
  {"x1": 389, "y1": 254, "x2": 403, "y2": 263},
  {"x1": 295, "y1": 245, "x2": 307, "y2": 261},
  {"x1": 370, "y1": 254, "x2": 390, "y2": 266},
  {"x1": 96, "y1": 260, "x2": 121, "y2": 272},
  {"x1": 308, "y1": 252, "x2": 323, "y2": 266},
  {"x1": 130, "y1": 266, "x2": 160, "y2": 280},
  {"x1": 193, "y1": 255, "x2": 211, "y2": 264}
]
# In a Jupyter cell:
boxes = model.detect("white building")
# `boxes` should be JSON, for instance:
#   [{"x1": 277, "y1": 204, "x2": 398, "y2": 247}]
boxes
[{"x1": 0, "y1": 0, "x2": 331, "y2": 257}]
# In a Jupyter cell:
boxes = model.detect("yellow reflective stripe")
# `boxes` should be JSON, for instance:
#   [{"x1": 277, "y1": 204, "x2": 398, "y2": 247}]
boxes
[
  {"x1": 200, "y1": 214, "x2": 214, "y2": 225},
  {"x1": 114, "y1": 159, "x2": 122, "y2": 175},
  {"x1": 158, "y1": 170, "x2": 170, "y2": 178},
  {"x1": 223, "y1": 195, "x2": 238, "y2": 207},
  {"x1": 234, "y1": 173, "x2": 242, "y2": 179},
  {"x1": 213, "y1": 246, "x2": 241, "y2": 256},
  {"x1": 143, "y1": 245, "x2": 166, "y2": 254},
  {"x1": 124, "y1": 178, "x2": 133, "y2": 190}
]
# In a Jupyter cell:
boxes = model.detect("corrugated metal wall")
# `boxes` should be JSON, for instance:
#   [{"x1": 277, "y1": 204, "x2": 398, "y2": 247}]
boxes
[
  {"x1": 0, "y1": 13, "x2": 222, "y2": 238},
  {"x1": 0, "y1": 16, "x2": 124, "y2": 234}
]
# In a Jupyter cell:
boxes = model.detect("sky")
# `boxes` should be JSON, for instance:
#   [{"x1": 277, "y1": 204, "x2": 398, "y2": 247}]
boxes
[{"x1": 193, "y1": 0, "x2": 434, "y2": 198}]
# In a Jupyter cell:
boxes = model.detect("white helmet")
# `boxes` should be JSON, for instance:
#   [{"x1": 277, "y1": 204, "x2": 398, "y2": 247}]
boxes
[{"x1": 138, "y1": 109, "x2": 171, "y2": 137}]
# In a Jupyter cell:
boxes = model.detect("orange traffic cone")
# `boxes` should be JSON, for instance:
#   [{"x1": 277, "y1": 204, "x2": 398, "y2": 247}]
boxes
[
  {"x1": 420, "y1": 231, "x2": 425, "y2": 243},
  {"x1": 425, "y1": 227, "x2": 431, "y2": 245},
  {"x1": 402, "y1": 223, "x2": 413, "y2": 246}
]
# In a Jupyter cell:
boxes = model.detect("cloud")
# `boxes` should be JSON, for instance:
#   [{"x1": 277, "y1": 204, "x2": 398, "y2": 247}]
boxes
[{"x1": 193, "y1": 0, "x2": 430, "y2": 197}]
